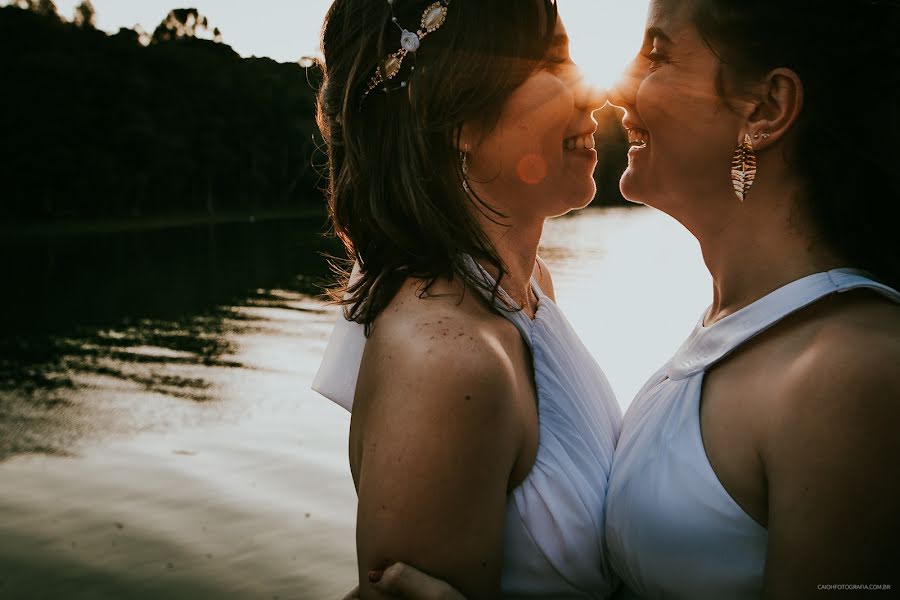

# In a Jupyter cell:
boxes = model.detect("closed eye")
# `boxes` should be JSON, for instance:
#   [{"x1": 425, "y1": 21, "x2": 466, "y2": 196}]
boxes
[
  {"x1": 544, "y1": 55, "x2": 571, "y2": 67},
  {"x1": 641, "y1": 49, "x2": 667, "y2": 71},
  {"x1": 542, "y1": 55, "x2": 578, "y2": 79}
]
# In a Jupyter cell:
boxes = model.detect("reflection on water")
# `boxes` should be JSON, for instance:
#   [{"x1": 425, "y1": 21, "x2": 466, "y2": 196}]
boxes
[
  {"x1": 0, "y1": 207, "x2": 709, "y2": 599},
  {"x1": 0, "y1": 217, "x2": 340, "y2": 459}
]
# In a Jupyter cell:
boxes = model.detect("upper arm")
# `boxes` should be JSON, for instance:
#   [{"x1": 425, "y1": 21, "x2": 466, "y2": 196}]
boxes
[
  {"x1": 352, "y1": 325, "x2": 520, "y2": 600},
  {"x1": 763, "y1": 339, "x2": 900, "y2": 599},
  {"x1": 534, "y1": 255, "x2": 557, "y2": 302}
]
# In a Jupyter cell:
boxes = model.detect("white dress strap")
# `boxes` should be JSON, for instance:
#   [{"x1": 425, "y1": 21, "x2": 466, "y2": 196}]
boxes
[
  {"x1": 667, "y1": 268, "x2": 900, "y2": 380},
  {"x1": 459, "y1": 254, "x2": 541, "y2": 344},
  {"x1": 312, "y1": 258, "x2": 546, "y2": 410},
  {"x1": 311, "y1": 262, "x2": 365, "y2": 412}
]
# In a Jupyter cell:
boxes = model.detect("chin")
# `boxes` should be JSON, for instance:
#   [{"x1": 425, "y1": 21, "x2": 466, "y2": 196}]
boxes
[
  {"x1": 619, "y1": 169, "x2": 649, "y2": 206},
  {"x1": 548, "y1": 193, "x2": 593, "y2": 218},
  {"x1": 546, "y1": 181, "x2": 595, "y2": 214},
  {"x1": 573, "y1": 184, "x2": 598, "y2": 211}
]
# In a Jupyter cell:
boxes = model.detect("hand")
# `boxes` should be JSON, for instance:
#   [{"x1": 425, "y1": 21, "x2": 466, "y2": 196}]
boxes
[{"x1": 372, "y1": 563, "x2": 467, "y2": 600}]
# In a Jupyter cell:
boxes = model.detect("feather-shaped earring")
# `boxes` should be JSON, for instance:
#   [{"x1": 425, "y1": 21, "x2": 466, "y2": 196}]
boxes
[{"x1": 731, "y1": 133, "x2": 757, "y2": 202}]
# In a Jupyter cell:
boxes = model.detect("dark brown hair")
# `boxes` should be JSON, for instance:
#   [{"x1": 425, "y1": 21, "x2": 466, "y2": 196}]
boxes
[
  {"x1": 691, "y1": 0, "x2": 900, "y2": 289},
  {"x1": 317, "y1": 0, "x2": 559, "y2": 332}
]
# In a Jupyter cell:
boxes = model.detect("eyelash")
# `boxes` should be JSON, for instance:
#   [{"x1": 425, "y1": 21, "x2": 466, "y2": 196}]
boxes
[
  {"x1": 642, "y1": 49, "x2": 666, "y2": 71},
  {"x1": 543, "y1": 55, "x2": 573, "y2": 71}
]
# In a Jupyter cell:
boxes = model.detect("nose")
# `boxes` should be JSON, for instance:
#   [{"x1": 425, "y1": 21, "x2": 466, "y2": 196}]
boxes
[
  {"x1": 607, "y1": 56, "x2": 643, "y2": 109},
  {"x1": 567, "y1": 67, "x2": 608, "y2": 112},
  {"x1": 575, "y1": 80, "x2": 608, "y2": 112}
]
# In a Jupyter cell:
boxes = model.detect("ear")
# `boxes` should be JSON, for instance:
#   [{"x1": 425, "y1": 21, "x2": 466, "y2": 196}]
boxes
[
  {"x1": 455, "y1": 121, "x2": 479, "y2": 153},
  {"x1": 745, "y1": 67, "x2": 804, "y2": 150}
]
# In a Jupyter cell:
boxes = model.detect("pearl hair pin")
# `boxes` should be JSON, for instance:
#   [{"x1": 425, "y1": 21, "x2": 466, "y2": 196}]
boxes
[{"x1": 361, "y1": 0, "x2": 451, "y2": 104}]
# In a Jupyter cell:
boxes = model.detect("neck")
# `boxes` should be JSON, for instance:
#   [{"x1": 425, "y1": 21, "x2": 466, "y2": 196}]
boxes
[
  {"x1": 476, "y1": 211, "x2": 544, "y2": 311},
  {"x1": 695, "y1": 178, "x2": 845, "y2": 325}
]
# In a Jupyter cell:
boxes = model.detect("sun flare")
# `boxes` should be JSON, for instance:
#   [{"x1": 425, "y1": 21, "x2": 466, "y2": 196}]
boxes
[{"x1": 561, "y1": 0, "x2": 650, "y2": 91}]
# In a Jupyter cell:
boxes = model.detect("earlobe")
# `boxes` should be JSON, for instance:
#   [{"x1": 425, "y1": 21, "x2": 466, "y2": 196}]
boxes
[
  {"x1": 454, "y1": 135, "x2": 473, "y2": 153},
  {"x1": 456, "y1": 119, "x2": 485, "y2": 154},
  {"x1": 746, "y1": 67, "x2": 804, "y2": 148}
]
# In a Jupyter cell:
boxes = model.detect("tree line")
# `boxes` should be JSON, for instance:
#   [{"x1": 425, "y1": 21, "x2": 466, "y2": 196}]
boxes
[{"x1": 0, "y1": 3, "x2": 629, "y2": 224}]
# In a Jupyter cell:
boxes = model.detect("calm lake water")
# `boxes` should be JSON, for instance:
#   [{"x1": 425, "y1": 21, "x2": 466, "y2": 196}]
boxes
[{"x1": 0, "y1": 207, "x2": 709, "y2": 599}]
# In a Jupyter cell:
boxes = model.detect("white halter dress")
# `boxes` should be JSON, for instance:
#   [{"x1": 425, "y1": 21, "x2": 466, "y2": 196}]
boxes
[
  {"x1": 313, "y1": 260, "x2": 623, "y2": 598},
  {"x1": 605, "y1": 269, "x2": 900, "y2": 599}
]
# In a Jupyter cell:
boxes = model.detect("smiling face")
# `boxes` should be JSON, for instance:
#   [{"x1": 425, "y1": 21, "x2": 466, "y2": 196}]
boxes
[
  {"x1": 611, "y1": 0, "x2": 748, "y2": 224},
  {"x1": 465, "y1": 18, "x2": 603, "y2": 222}
]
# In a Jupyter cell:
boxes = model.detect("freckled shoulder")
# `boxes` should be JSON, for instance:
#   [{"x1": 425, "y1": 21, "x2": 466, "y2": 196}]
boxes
[
  {"x1": 351, "y1": 277, "x2": 531, "y2": 598},
  {"x1": 358, "y1": 276, "x2": 525, "y2": 413}
]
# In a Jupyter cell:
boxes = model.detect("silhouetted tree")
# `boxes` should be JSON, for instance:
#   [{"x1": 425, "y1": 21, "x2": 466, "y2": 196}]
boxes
[
  {"x1": 34, "y1": 0, "x2": 57, "y2": 18},
  {"x1": 151, "y1": 8, "x2": 214, "y2": 44},
  {"x1": 133, "y1": 24, "x2": 151, "y2": 46},
  {"x1": 0, "y1": 5, "x2": 336, "y2": 222},
  {"x1": 72, "y1": 0, "x2": 94, "y2": 29},
  {"x1": 11, "y1": 0, "x2": 58, "y2": 18},
  {"x1": 0, "y1": 3, "x2": 628, "y2": 224}
]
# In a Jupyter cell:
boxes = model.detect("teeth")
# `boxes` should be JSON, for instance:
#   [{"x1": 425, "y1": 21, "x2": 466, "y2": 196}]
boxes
[
  {"x1": 627, "y1": 128, "x2": 647, "y2": 147},
  {"x1": 564, "y1": 134, "x2": 596, "y2": 151}
]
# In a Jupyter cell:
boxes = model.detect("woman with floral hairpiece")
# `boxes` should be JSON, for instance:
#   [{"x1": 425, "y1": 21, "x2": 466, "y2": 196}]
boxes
[
  {"x1": 356, "y1": 0, "x2": 900, "y2": 598},
  {"x1": 313, "y1": 0, "x2": 619, "y2": 598}
]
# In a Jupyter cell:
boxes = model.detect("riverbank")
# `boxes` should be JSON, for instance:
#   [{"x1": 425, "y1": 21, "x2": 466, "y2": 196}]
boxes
[{"x1": 1, "y1": 208, "x2": 328, "y2": 240}]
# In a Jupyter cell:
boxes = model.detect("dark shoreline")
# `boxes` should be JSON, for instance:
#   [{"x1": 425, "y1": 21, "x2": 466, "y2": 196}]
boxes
[{"x1": 1, "y1": 208, "x2": 329, "y2": 240}]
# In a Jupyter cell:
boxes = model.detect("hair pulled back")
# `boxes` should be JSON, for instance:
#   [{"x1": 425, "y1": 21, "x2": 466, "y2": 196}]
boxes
[
  {"x1": 692, "y1": 0, "x2": 900, "y2": 288},
  {"x1": 317, "y1": 0, "x2": 559, "y2": 331}
]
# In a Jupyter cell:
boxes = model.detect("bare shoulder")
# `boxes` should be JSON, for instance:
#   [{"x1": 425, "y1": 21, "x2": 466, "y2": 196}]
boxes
[
  {"x1": 768, "y1": 312, "x2": 900, "y2": 465},
  {"x1": 350, "y1": 277, "x2": 529, "y2": 597},
  {"x1": 353, "y1": 276, "x2": 525, "y2": 440},
  {"x1": 534, "y1": 255, "x2": 557, "y2": 302},
  {"x1": 367, "y1": 277, "x2": 521, "y2": 383},
  {"x1": 777, "y1": 294, "x2": 900, "y2": 418},
  {"x1": 762, "y1": 295, "x2": 900, "y2": 593}
]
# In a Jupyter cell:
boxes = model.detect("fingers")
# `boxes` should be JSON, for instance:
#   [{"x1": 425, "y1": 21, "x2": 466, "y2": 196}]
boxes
[
  {"x1": 374, "y1": 563, "x2": 467, "y2": 600},
  {"x1": 341, "y1": 585, "x2": 360, "y2": 600}
]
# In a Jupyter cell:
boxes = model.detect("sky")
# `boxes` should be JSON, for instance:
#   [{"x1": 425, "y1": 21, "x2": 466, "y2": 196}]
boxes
[{"x1": 48, "y1": 0, "x2": 651, "y2": 89}]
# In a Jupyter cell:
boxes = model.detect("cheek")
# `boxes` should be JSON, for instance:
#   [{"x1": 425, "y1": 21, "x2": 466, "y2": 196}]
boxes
[
  {"x1": 641, "y1": 80, "x2": 735, "y2": 168},
  {"x1": 501, "y1": 103, "x2": 570, "y2": 186},
  {"x1": 477, "y1": 73, "x2": 575, "y2": 194},
  {"x1": 517, "y1": 153, "x2": 549, "y2": 186}
]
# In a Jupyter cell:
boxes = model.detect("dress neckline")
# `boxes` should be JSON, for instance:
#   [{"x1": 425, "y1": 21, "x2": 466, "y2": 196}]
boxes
[
  {"x1": 697, "y1": 268, "x2": 870, "y2": 331},
  {"x1": 667, "y1": 268, "x2": 900, "y2": 380},
  {"x1": 463, "y1": 255, "x2": 548, "y2": 327}
]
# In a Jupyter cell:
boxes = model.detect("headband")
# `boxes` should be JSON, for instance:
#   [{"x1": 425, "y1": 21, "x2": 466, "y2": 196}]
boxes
[{"x1": 360, "y1": 0, "x2": 451, "y2": 104}]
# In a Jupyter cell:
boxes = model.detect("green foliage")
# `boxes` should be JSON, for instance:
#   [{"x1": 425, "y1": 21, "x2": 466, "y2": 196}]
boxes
[{"x1": 0, "y1": 5, "x2": 326, "y2": 221}]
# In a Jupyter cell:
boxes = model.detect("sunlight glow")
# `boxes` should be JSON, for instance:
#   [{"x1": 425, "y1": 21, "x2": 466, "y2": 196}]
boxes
[
  {"x1": 46, "y1": 1, "x2": 651, "y2": 85},
  {"x1": 561, "y1": 1, "x2": 651, "y2": 91}
]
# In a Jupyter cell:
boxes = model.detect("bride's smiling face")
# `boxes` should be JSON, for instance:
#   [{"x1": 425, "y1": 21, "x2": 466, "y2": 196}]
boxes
[
  {"x1": 611, "y1": 0, "x2": 747, "y2": 219},
  {"x1": 464, "y1": 18, "x2": 603, "y2": 222}
]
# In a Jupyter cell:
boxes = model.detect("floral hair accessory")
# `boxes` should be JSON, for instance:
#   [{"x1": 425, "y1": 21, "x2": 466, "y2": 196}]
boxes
[{"x1": 360, "y1": 0, "x2": 451, "y2": 104}]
